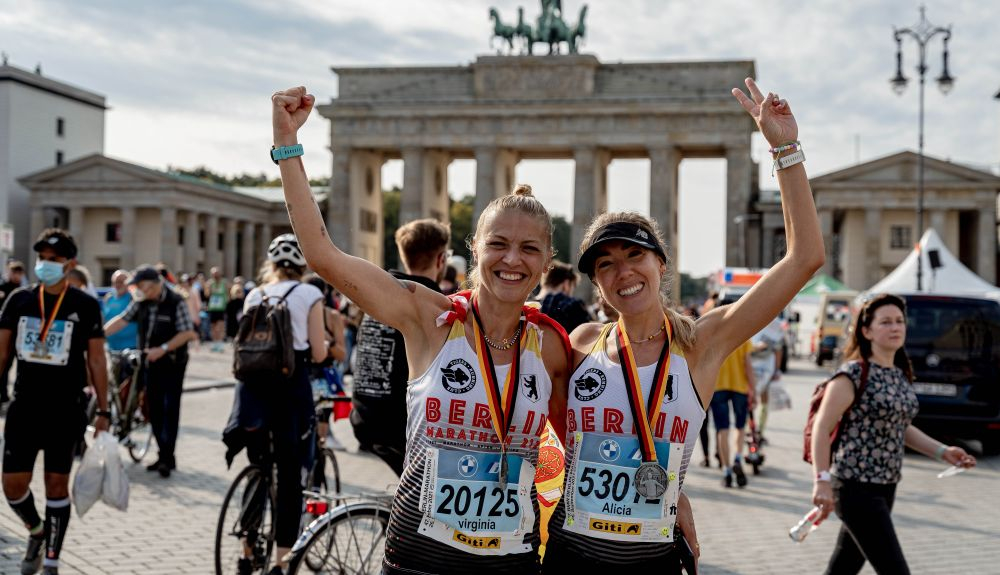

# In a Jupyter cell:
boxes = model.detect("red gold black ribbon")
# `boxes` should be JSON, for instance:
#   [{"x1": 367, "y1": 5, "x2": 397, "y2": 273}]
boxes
[
  {"x1": 37, "y1": 284, "x2": 69, "y2": 348},
  {"x1": 615, "y1": 314, "x2": 673, "y2": 463},
  {"x1": 470, "y1": 299, "x2": 525, "y2": 447}
]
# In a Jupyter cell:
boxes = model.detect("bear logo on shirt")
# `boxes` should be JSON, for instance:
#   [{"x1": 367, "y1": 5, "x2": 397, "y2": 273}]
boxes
[
  {"x1": 441, "y1": 359, "x2": 476, "y2": 394},
  {"x1": 574, "y1": 368, "x2": 607, "y2": 401}
]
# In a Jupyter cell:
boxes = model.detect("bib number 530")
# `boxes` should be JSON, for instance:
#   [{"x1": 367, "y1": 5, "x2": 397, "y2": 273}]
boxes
[
  {"x1": 436, "y1": 485, "x2": 519, "y2": 518},
  {"x1": 577, "y1": 466, "x2": 660, "y2": 505}
]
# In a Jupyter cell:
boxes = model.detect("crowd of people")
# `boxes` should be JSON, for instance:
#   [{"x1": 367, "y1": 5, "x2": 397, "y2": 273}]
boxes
[{"x1": 0, "y1": 76, "x2": 979, "y2": 575}]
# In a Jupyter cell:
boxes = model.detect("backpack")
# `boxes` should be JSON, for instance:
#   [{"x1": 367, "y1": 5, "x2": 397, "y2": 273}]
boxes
[
  {"x1": 233, "y1": 283, "x2": 300, "y2": 381},
  {"x1": 802, "y1": 360, "x2": 868, "y2": 464}
]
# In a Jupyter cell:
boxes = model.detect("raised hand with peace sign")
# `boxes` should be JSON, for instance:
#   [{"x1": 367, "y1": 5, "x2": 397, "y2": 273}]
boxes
[{"x1": 731, "y1": 77, "x2": 798, "y2": 148}]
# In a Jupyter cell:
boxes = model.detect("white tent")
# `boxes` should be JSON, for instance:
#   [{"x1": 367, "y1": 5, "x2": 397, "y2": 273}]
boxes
[{"x1": 866, "y1": 228, "x2": 1000, "y2": 297}]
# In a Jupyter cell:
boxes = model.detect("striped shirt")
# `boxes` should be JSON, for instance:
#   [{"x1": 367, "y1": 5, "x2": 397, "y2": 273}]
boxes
[
  {"x1": 383, "y1": 317, "x2": 552, "y2": 574},
  {"x1": 546, "y1": 323, "x2": 705, "y2": 565}
]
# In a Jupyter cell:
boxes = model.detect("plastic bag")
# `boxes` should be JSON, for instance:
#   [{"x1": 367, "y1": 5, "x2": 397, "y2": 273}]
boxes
[
  {"x1": 72, "y1": 432, "x2": 110, "y2": 517},
  {"x1": 769, "y1": 379, "x2": 793, "y2": 411},
  {"x1": 102, "y1": 433, "x2": 130, "y2": 511}
]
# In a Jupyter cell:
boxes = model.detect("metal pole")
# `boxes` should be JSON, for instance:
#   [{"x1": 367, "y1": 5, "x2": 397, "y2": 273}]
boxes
[{"x1": 917, "y1": 45, "x2": 926, "y2": 291}]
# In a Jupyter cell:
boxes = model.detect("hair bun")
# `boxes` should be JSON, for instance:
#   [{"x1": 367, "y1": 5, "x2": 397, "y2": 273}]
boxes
[{"x1": 511, "y1": 184, "x2": 533, "y2": 197}]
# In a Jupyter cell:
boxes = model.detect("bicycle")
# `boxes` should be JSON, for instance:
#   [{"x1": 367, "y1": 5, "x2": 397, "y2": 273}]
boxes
[
  {"x1": 215, "y1": 397, "x2": 347, "y2": 575},
  {"x1": 85, "y1": 349, "x2": 153, "y2": 462},
  {"x1": 285, "y1": 489, "x2": 393, "y2": 575}
]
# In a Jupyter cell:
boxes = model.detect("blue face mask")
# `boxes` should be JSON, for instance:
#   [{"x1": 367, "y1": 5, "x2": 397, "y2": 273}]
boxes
[{"x1": 34, "y1": 259, "x2": 66, "y2": 287}]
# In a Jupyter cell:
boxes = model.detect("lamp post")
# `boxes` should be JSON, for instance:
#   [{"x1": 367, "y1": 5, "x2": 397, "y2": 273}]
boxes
[{"x1": 891, "y1": 5, "x2": 954, "y2": 292}]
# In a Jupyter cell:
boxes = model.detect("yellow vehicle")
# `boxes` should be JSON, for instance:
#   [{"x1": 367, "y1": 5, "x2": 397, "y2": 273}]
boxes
[{"x1": 812, "y1": 290, "x2": 858, "y2": 365}]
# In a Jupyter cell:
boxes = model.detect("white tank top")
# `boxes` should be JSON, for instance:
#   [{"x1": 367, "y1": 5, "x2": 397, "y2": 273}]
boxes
[
  {"x1": 548, "y1": 322, "x2": 706, "y2": 564},
  {"x1": 384, "y1": 316, "x2": 553, "y2": 573}
]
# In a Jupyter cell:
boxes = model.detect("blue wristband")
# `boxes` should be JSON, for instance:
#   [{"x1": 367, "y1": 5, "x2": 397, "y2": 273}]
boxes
[{"x1": 271, "y1": 144, "x2": 304, "y2": 164}]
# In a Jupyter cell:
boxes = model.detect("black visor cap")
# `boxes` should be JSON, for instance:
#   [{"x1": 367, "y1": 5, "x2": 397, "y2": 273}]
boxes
[{"x1": 577, "y1": 221, "x2": 667, "y2": 276}]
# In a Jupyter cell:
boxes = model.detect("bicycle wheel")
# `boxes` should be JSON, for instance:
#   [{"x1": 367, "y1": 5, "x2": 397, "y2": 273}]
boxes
[
  {"x1": 308, "y1": 448, "x2": 341, "y2": 495},
  {"x1": 215, "y1": 465, "x2": 276, "y2": 575},
  {"x1": 126, "y1": 415, "x2": 153, "y2": 462},
  {"x1": 287, "y1": 503, "x2": 390, "y2": 575}
]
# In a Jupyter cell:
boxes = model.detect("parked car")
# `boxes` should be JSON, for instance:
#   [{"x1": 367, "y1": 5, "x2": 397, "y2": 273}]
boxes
[
  {"x1": 813, "y1": 291, "x2": 856, "y2": 366},
  {"x1": 900, "y1": 293, "x2": 1000, "y2": 454}
]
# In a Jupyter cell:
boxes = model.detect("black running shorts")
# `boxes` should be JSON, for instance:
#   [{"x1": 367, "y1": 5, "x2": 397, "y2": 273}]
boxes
[{"x1": 2, "y1": 399, "x2": 87, "y2": 475}]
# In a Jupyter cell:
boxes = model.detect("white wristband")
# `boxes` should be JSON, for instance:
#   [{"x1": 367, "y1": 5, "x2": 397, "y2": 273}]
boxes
[
  {"x1": 815, "y1": 470, "x2": 831, "y2": 483},
  {"x1": 776, "y1": 149, "x2": 805, "y2": 170}
]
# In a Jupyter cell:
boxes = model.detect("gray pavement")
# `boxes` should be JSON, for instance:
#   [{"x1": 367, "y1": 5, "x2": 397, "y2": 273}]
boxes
[{"x1": 0, "y1": 352, "x2": 996, "y2": 573}]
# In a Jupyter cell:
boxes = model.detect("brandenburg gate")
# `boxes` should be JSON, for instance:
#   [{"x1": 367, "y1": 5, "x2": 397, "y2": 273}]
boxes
[{"x1": 319, "y1": 54, "x2": 758, "y2": 290}]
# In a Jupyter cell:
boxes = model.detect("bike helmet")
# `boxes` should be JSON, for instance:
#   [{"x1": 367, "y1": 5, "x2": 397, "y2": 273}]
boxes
[{"x1": 267, "y1": 233, "x2": 307, "y2": 268}]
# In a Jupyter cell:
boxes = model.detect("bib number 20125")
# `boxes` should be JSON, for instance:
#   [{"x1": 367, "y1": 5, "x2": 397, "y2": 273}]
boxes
[{"x1": 436, "y1": 485, "x2": 519, "y2": 518}]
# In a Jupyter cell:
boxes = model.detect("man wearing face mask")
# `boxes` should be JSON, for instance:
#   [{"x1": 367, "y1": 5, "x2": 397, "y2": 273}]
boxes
[
  {"x1": 104, "y1": 266, "x2": 197, "y2": 478},
  {"x1": 0, "y1": 228, "x2": 110, "y2": 575}
]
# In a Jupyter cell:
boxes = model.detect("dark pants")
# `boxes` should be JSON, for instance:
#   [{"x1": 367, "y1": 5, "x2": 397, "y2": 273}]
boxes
[
  {"x1": 826, "y1": 479, "x2": 909, "y2": 575},
  {"x1": 146, "y1": 356, "x2": 188, "y2": 466},
  {"x1": 231, "y1": 352, "x2": 315, "y2": 549}
]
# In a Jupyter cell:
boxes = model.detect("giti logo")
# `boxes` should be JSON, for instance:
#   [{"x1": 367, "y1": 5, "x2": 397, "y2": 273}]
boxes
[
  {"x1": 452, "y1": 531, "x2": 501, "y2": 549},
  {"x1": 589, "y1": 519, "x2": 642, "y2": 535}
]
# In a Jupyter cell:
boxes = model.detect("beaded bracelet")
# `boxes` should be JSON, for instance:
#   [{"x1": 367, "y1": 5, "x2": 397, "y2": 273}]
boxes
[{"x1": 768, "y1": 141, "x2": 801, "y2": 155}]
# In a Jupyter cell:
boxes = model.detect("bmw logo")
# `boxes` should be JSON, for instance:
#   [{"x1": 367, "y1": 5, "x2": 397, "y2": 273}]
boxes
[
  {"x1": 458, "y1": 455, "x2": 478, "y2": 477},
  {"x1": 599, "y1": 439, "x2": 620, "y2": 462}
]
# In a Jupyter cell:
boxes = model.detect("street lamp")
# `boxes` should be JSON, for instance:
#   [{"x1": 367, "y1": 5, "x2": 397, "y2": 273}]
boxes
[{"x1": 891, "y1": 5, "x2": 953, "y2": 292}]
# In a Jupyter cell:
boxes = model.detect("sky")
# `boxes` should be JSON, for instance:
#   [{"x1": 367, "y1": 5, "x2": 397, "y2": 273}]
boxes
[{"x1": 2, "y1": 0, "x2": 999, "y2": 276}]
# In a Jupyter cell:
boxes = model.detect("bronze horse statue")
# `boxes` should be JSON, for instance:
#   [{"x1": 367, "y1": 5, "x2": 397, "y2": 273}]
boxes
[
  {"x1": 490, "y1": 1, "x2": 588, "y2": 55},
  {"x1": 489, "y1": 8, "x2": 516, "y2": 53}
]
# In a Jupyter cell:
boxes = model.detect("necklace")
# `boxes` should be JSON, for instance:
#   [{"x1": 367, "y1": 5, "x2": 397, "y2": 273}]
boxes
[
  {"x1": 483, "y1": 324, "x2": 523, "y2": 350},
  {"x1": 629, "y1": 322, "x2": 665, "y2": 345}
]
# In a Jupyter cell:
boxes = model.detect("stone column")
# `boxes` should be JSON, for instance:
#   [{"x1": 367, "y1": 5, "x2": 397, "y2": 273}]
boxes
[
  {"x1": 120, "y1": 206, "x2": 137, "y2": 270},
  {"x1": 864, "y1": 207, "x2": 882, "y2": 288},
  {"x1": 424, "y1": 151, "x2": 452, "y2": 223},
  {"x1": 184, "y1": 211, "x2": 200, "y2": 273},
  {"x1": 726, "y1": 145, "x2": 753, "y2": 267},
  {"x1": 160, "y1": 207, "x2": 178, "y2": 271},
  {"x1": 241, "y1": 220, "x2": 256, "y2": 279},
  {"x1": 29, "y1": 207, "x2": 46, "y2": 253},
  {"x1": 978, "y1": 204, "x2": 996, "y2": 284},
  {"x1": 474, "y1": 147, "x2": 498, "y2": 227},
  {"x1": 572, "y1": 147, "x2": 610, "y2": 300},
  {"x1": 819, "y1": 209, "x2": 834, "y2": 278},
  {"x1": 224, "y1": 218, "x2": 238, "y2": 279},
  {"x1": 328, "y1": 146, "x2": 352, "y2": 254},
  {"x1": 259, "y1": 222, "x2": 272, "y2": 273},
  {"x1": 68, "y1": 206, "x2": 84, "y2": 247},
  {"x1": 400, "y1": 147, "x2": 425, "y2": 224},
  {"x1": 205, "y1": 214, "x2": 220, "y2": 273},
  {"x1": 650, "y1": 145, "x2": 681, "y2": 301}
]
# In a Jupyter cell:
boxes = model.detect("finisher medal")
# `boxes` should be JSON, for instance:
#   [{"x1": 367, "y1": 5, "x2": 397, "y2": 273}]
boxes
[
  {"x1": 615, "y1": 315, "x2": 674, "y2": 501},
  {"x1": 634, "y1": 461, "x2": 669, "y2": 499},
  {"x1": 499, "y1": 451, "x2": 509, "y2": 491}
]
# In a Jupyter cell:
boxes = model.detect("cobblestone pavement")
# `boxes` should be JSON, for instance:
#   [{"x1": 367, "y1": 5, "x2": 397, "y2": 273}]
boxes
[{"x1": 0, "y1": 351, "x2": 996, "y2": 573}]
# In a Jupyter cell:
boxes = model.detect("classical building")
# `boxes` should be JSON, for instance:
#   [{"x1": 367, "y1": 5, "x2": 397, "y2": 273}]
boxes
[
  {"x1": 19, "y1": 154, "x2": 309, "y2": 285},
  {"x1": 0, "y1": 61, "x2": 105, "y2": 262},
  {"x1": 754, "y1": 150, "x2": 1000, "y2": 290},
  {"x1": 319, "y1": 54, "x2": 759, "y2": 296}
]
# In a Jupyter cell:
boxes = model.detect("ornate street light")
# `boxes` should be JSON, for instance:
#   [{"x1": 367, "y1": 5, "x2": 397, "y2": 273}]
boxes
[{"x1": 891, "y1": 5, "x2": 953, "y2": 291}]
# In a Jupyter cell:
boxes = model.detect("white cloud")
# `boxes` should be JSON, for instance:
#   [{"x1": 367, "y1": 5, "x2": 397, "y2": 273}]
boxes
[{"x1": 3, "y1": 0, "x2": 999, "y2": 276}]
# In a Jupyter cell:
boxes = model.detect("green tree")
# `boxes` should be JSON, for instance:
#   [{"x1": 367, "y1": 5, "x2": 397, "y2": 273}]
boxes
[
  {"x1": 679, "y1": 272, "x2": 708, "y2": 303},
  {"x1": 552, "y1": 215, "x2": 571, "y2": 265},
  {"x1": 382, "y1": 187, "x2": 401, "y2": 270},
  {"x1": 449, "y1": 195, "x2": 475, "y2": 262}
]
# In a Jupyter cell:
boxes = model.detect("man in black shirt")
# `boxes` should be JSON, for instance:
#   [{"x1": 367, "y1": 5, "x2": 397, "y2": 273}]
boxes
[
  {"x1": 105, "y1": 266, "x2": 197, "y2": 478},
  {"x1": 351, "y1": 219, "x2": 450, "y2": 476},
  {"x1": 536, "y1": 260, "x2": 592, "y2": 335},
  {"x1": 0, "y1": 259, "x2": 26, "y2": 404},
  {"x1": 0, "y1": 229, "x2": 109, "y2": 575}
]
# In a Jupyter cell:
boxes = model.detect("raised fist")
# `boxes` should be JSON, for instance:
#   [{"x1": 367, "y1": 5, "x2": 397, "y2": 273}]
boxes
[{"x1": 272, "y1": 86, "x2": 315, "y2": 144}]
